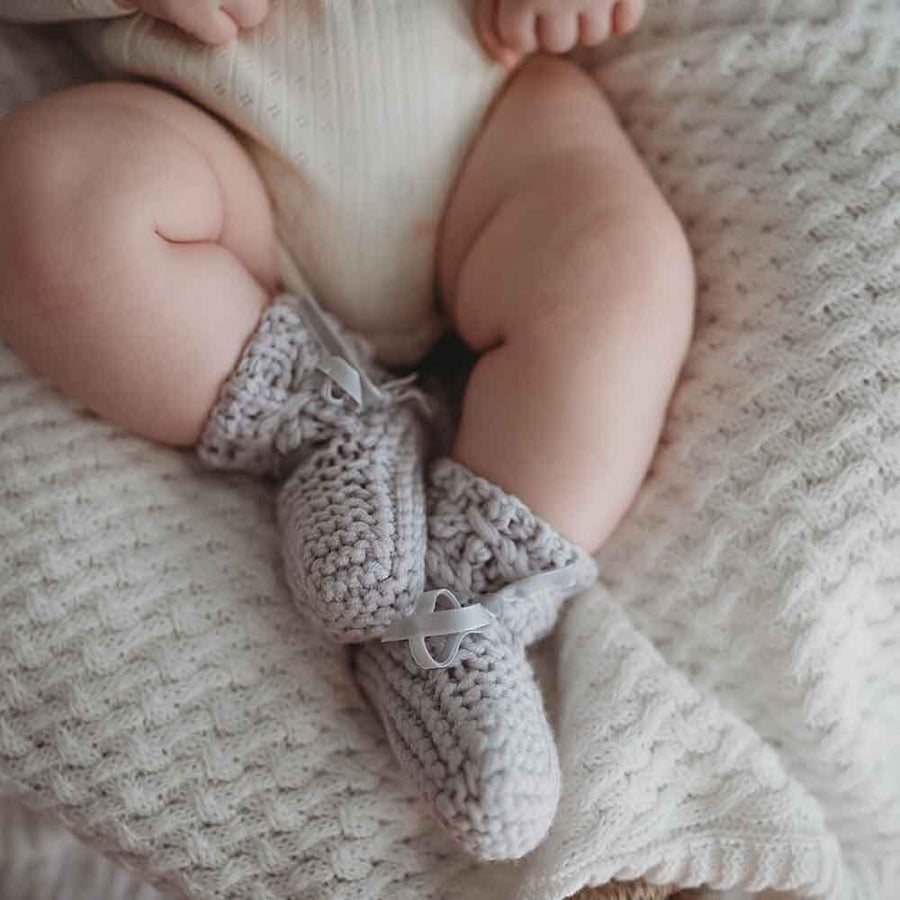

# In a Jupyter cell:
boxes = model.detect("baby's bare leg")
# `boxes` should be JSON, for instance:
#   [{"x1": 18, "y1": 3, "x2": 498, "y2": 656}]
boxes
[
  {"x1": 0, "y1": 81, "x2": 276, "y2": 446},
  {"x1": 439, "y1": 56, "x2": 694, "y2": 551}
]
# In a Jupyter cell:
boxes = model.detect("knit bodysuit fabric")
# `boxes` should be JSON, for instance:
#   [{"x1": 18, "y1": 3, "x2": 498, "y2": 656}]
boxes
[
  {"x1": 3, "y1": 1, "x2": 900, "y2": 899},
  {"x1": 0, "y1": 0, "x2": 505, "y2": 365}
]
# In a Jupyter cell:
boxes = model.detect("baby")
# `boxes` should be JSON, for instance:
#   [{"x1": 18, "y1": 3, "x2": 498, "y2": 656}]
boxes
[{"x1": 0, "y1": 0, "x2": 694, "y2": 861}]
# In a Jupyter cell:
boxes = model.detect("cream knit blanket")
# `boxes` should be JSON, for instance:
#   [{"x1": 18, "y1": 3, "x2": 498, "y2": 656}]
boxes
[{"x1": 2, "y1": 2, "x2": 899, "y2": 898}]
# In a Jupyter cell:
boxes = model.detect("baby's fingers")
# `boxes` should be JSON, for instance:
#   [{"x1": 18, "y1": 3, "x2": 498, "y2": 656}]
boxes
[
  {"x1": 577, "y1": 7, "x2": 611, "y2": 45},
  {"x1": 495, "y1": 0, "x2": 537, "y2": 58},
  {"x1": 221, "y1": 0, "x2": 270, "y2": 32},
  {"x1": 612, "y1": 0, "x2": 645, "y2": 35},
  {"x1": 153, "y1": 0, "x2": 267, "y2": 44},
  {"x1": 536, "y1": 12, "x2": 578, "y2": 54},
  {"x1": 476, "y1": 0, "x2": 520, "y2": 68}
]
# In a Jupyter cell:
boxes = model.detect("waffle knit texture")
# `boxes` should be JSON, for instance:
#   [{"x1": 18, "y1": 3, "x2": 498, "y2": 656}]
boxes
[
  {"x1": 354, "y1": 459, "x2": 596, "y2": 861},
  {"x1": 0, "y1": 792, "x2": 166, "y2": 900},
  {"x1": 2, "y1": 1, "x2": 900, "y2": 899}
]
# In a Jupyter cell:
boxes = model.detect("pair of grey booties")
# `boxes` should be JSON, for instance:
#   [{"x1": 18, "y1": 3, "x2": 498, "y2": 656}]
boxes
[{"x1": 197, "y1": 294, "x2": 597, "y2": 861}]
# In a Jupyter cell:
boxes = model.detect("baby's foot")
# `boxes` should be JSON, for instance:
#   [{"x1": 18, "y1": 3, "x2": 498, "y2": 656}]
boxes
[
  {"x1": 476, "y1": 0, "x2": 645, "y2": 66},
  {"x1": 354, "y1": 459, "x2": 598, "y2": 860},
  {"x1": 198, "y1": 294, "x2": 433, "y2": 643}
]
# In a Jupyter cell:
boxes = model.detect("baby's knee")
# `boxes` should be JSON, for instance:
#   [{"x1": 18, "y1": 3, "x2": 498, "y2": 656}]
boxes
[
  {"x1": 0, "y1": 93, "x2": 121, "y2": 309},
  {"x1": 0, "y1": 83, "x2": 216, "y2": 316},
  {"x1": 528, "y1": 185, "x2": 695, "y2": 361},
  {"x1": 584, "y1": 210, "x2": 694, "y2": 382},
  {"x1": 0, "y1": 106, "x2": 62, "y2": 266},
  {"x1": 614, "y1": 201, "x2": 696, "y2": 354}
]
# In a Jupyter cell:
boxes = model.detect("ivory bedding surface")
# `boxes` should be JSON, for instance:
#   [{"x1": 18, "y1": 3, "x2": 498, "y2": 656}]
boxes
[{"x1": 2, "y1": 2, "x2": 899, "y2": 898}]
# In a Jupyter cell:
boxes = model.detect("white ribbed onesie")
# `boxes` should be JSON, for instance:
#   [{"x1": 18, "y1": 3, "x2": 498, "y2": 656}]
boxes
[{"x1": 0, "y1": 0, "x2": 507, "y2": 364}]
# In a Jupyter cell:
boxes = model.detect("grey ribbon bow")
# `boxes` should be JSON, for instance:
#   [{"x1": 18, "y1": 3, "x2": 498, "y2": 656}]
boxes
[
  {"x1": 298, "y1": 294, "x2": 384, "y2": 409},
  {"x1": 381, "y1": 564, "x2": 580, "y2": 670}
]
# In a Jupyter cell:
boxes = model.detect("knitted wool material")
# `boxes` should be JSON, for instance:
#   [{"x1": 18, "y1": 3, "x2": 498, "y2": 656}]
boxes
[
  {"x1": 196, "y1": 299, "x2": 329, "y2": 478},
  {"x1": 198, "y1": 295, "x2": 430, "y2": 643},
  {"x1": 2, "y1": 2, "x2": 900, "y2": 899},
  {"x1": 354, "y1": 459, "x2": 597, "y2": 861},
  {"x1": 425, "y1": 460, "x2": 599, "y2": 645},
  {"x1": 0, "y1": 793, "x2": 166, "y2": 900},
  {"x1": 277, "y1": 410, "x2": 430, "y2": 643},
  {"x1": 579, "y1": 886, "x2": 685, "y2": 900}
]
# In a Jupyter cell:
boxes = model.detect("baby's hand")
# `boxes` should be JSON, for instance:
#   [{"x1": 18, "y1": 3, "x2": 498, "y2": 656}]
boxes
[
  {"x1": 476, "y1": 0, "x2": 645, "y2": 67},
  {"x1": 114, "y1": 0, "x2": 270, "y2": 44}
]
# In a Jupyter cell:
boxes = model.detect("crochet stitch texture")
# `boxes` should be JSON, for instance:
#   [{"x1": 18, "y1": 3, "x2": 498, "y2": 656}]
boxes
[
  {"x1": 355, "y1": 459, "x2": 597, "y2": 861},
  {"x1": 198, "y1": 296, "x2": 430, "y2": 644}
]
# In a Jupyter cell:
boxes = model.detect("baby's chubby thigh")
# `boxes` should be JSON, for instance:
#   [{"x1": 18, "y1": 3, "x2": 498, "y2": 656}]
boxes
[
  {"x1": 438, "y1": 55, "x2": 695, "y2": 549},
  {"x1": 251, "y1": 0, "x2": 506, "y2": 365},
  {"x1": 0, "y1": 80, "x2": 275, "y2": 445}
]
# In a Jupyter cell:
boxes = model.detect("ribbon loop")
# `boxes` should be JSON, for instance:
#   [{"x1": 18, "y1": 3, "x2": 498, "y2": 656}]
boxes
[
  {"x1": 381, "y1": 564, "x2": 581, "y2": 670},
  {"x1": 317, "y1": 355, "x2": 364, "y2": 407},
  {"x1": 298, "y1": 294, "x2": 385, "y2": 409},
  {"x1": 381, "y1": 589, "x2": 496, "y2": 670}
]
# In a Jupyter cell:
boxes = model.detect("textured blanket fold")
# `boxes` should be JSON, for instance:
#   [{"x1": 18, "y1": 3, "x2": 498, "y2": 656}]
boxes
[{"x1": 2, "y1": 1, "x2": 899, "y2": 898}]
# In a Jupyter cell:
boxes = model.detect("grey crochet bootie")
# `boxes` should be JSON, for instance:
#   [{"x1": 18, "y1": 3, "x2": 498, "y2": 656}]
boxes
[
  {"x1": 353, "y1": 459, "x2": 598, "y2": 860},
  {"x1": 197, "y1": 294, "x2": 431, "y2": 643}
]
